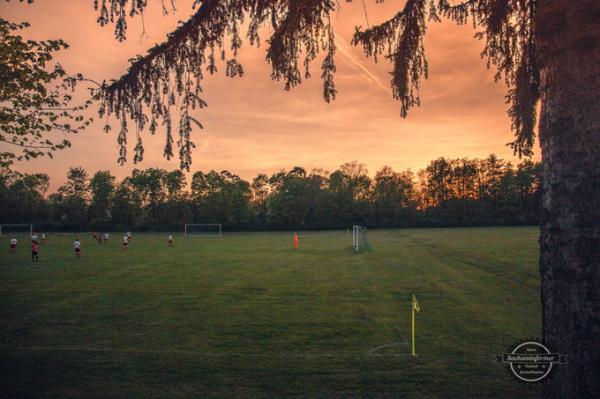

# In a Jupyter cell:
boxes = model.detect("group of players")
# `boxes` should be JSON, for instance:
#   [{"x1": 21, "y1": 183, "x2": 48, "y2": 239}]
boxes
[
  {"x1": 8, "y1": 232, "x2": 46, "y2": 261},
  {"x1": 91, "y1": 231, "x2": 132, "y2": 250},
  {"x1": 7, "y1": 231, "x2": 175, "y2": 261}
]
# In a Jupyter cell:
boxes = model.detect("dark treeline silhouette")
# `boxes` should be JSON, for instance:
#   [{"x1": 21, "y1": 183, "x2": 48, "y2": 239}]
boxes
[{"x1": 0, "y1": 155, "x2": 541, "y2": 231}]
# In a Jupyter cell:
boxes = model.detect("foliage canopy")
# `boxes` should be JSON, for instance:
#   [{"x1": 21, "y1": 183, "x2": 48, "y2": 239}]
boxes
[
  {"x1": 0, "y1": 10, "x2": 93, "y2": 169},
  {"x1": 93, "y1": 0, "x2": 539, "y2": 170}
]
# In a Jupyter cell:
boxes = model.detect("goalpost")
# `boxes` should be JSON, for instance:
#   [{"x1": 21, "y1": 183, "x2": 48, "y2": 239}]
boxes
[
  {"x1": 0, "y1": 224, "x2": 33, "y2": 237},
  {"x1": 352, "y1": 225, "x2": 369, "y2": 253},
  {"x1": 184, "y1": 223, "x2": 223, "y2": 237}
]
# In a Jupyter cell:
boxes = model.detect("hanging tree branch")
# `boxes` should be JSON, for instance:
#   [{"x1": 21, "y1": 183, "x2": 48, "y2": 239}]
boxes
[
  {"x1": 95, "y1": 0, "x2": 539, "y2": 170},
  {"x1": 0, "y1": 16, "x2": 96, "y2": 169},
  {"x1": 352, "y1": 0, "x2": 429, "y2": 117},
  {"x1": 96, "y1": 0, "x2": 339, "y2": 170},
  {"x1": 352, "y1": 0, "x2": 538, "y2": 156}
]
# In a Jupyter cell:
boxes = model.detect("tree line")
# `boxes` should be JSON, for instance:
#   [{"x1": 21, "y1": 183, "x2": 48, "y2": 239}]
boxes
[{"x1": 0, "y1": 155, "x2": 541, "y2": 232}]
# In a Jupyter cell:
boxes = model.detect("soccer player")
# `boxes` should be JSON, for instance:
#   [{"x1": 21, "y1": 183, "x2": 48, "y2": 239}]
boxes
[
  {"x1": 9, "y1": 237, "x2": 17, "y2": 254},
  {"x1": 31, "y1": 232, "x2": 38, "y2": 242},
  {"x1": 74, "y1": 238, "x2": 81, "y2": 257},
  {"x1": 104, "y1": 233, "x2": 109, "y2": 243},
  {"x1": 126, "y1": 231, "x2": 132, "y2": 241},
  {"x1": 122, "y1": 235, "x2": 129, "y2": 250},
  {"x1": 92, "y1": 232, "x2": 97, "y2": 241},
  {"x1": 293, "y1": 233, "x2": 299, "y2": 250},
  {"x1": 41, "y1": 232, "x2": 46, "y2": 243},
  {"x1": 31, "y1": 240, "x2": 39, "y2": 262},
  {"x1": 168, "y1": 234, "x2": 173, "y2": 247}
]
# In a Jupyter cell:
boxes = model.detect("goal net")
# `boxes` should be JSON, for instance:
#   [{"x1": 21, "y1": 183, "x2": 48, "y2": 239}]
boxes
[
  {"x1": 185, "y1": 224, "x2": 223, "y2": 237},
  {"x1": 352, "y1": 225, "x2": 370, "y2": 253},
  {"x1": 0, "y1": 224, "x2": 33, "y2": 237}
]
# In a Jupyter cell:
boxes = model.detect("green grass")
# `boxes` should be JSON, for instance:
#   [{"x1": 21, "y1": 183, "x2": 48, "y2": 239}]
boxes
[{"x1": 0, "y1": 228, "x2": 542, "y2": 398}]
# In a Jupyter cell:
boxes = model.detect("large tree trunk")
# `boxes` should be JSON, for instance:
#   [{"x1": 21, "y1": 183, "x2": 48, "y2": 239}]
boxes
[{"x1": 536, "y1": 1, "x2": 600, "y2": 397}]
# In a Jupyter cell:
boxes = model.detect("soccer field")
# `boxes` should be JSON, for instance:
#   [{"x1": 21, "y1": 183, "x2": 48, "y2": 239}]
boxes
[{"x1": 0, "y1": 228, "x2": 541, "y2": 398}]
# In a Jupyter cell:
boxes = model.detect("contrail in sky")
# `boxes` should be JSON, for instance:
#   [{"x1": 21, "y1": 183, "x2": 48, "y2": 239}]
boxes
[{"x1": 334, "y1": 35, "x2": 392, "y2": 96}]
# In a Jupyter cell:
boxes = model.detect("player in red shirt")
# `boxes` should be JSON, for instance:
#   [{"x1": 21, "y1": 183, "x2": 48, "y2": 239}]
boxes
[{"x1": 31, "y1": 240, "x2": 39, "y2": 262}]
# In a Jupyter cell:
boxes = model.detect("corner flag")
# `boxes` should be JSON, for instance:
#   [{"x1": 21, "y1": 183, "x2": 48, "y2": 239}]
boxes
[
  {"x1": 411, "y1": 294, "x2": 420, "y2": 356},
  {"x1": 412, "y1": 294, "x2": 420, "y2": 312}
]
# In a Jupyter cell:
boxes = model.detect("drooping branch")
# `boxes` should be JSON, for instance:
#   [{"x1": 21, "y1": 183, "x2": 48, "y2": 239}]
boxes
[
  {"x1": 352, "y1": 0, "x2": 429, "y2": 117},
  {"x1": 352, "y1": 0, "x2": 539, "y2": 156},
  {"x1": 436, "y1": 0, "x2": 539, "y2": 155},
  {"x1": 97, "y1": 0, "x2": 339, "y2": 170},
  {"x1": 266, "y1": 0, "x2": 337, "y2": 96},
  {"x1": 94, "y1": 0, "x2": 179, "y2": 41}
]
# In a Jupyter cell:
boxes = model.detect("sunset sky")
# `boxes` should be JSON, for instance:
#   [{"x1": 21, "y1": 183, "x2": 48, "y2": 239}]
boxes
[{"x1": 1, "y1": 0, "x2": 539, "y2": 192}]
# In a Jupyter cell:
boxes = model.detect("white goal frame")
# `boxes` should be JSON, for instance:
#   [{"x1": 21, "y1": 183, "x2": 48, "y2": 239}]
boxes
[
  {"x1": 0, "y1": 224, "x2": 33, "y2": 236},
  {"x1": 184, "y1": 223, "x2": 223, "y2": 237},
  {"x1": 352, "y1": 225, "x2": 367, "y2": 253}
]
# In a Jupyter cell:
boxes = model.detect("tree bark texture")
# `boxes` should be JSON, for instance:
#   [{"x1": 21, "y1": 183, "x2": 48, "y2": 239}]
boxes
[{"x1": 536, "y1": 0, "x2": 600, "y2": 397}]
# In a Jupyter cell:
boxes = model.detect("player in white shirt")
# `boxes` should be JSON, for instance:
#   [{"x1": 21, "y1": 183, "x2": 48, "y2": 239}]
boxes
[
  {"x1": 104, "y1": 233, "x2": 109, "y2": 243},
  {"x1": 31, "y1": 233, "x2": 38, "y2": 242},
  {"x1": 126, "y1": 231, "x2": 132, "y2": 240},
  {"x1": 74, "y1": 239, "x2": 81, "y2": 257},
  {"x1": 9, "y1": 238, "x2": 17, "y2": 254},
  {"x1": 41, "y1": 233, "x2": 46, "y2": 243},
  {"x1": 168, "y1": 234, "x2": 173, "y2": 247},
  {"x1": 122, "y1": 235, "x2": 129, "y2": 250}
]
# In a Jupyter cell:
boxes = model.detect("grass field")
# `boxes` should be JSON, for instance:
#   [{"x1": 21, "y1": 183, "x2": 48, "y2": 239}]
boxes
[{"x1": 0, "y1": 227, "x2": 542, "y2": 398}]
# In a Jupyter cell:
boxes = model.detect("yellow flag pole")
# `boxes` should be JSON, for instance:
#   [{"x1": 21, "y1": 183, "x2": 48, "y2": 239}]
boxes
[{"x1": 411, "y1": 294, "x2": 419, "y2": 357}]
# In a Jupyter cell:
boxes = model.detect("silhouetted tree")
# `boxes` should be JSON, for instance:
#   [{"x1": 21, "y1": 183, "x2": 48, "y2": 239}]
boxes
[
  {"x1": 0, "y1": 171, "x2": 49, "y2": 224},
  {"x1": 372, "y1": 166, "x2": 415, "y2": 226},
  {"x1": 191, "y1": 169, "x2": 252, "y2": 227},
  {"x1": 328, "y1": 161, "x2": 371, "y2": 226},
  {"x1": 268, "y1": 167, "x2": 312, "y2": 228},
  {"x1": 251, "y1": 173, "x2": 270, "y2": 226},
  {"x1": 110, "y1": 179, "x2": 140, "y2": 229},
  {"x1": 129, "y1": 168, "x2": 169, "y2": 226},
  {"x1": 423, "y1": 157, "x2": 452, "y2": 207},
  {"x1": 51, "y1": 167, "x2": 90, "y2": 227},
  {"x1": 162, "y1": 170, "x2": 190, "y2": 229},
  {"x1": 89, "y1": 170, "x2": 116, "y2": 227}
]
